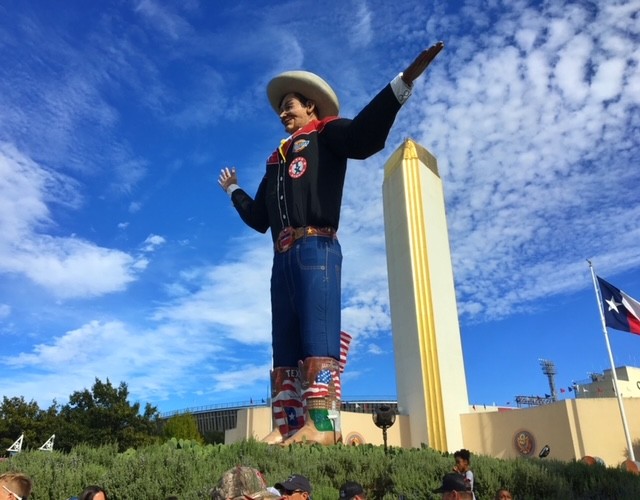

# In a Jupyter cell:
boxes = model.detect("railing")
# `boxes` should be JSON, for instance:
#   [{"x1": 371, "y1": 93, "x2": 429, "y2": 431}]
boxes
[
  {"x1": 160, "y1": 400, "x2": 266, "y2": 418},
  {"x1": 160, "y1": 395, "x2": 397, "y2": 419}
]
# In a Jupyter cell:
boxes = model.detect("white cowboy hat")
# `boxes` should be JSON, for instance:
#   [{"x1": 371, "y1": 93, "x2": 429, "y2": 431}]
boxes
[{"x1": 267, "y1": 70, "x2": 340, "y2": 119}]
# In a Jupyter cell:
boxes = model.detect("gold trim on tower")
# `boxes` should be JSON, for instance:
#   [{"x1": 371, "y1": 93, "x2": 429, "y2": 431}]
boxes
[{"x1": 401, "y1": 139, "x2": 447, "y2": 451}]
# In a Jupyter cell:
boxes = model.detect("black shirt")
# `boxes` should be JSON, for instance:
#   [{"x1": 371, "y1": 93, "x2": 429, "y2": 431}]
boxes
[{"x1": 232, "y1": 83, "x2": 402, "y2": 242}]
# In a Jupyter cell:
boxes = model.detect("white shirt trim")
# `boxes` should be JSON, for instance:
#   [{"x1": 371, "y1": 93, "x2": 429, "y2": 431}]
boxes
[{"x1": 391, "y1": 72, "x2": 412, "y2": 105}]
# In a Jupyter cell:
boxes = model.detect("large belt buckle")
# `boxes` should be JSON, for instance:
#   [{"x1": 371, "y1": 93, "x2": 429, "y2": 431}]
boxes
[{"x1": 276, "y1": 227, "x2": 295, "y2": 253}]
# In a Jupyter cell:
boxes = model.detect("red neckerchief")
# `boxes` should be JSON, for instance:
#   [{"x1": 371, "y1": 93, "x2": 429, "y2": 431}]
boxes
[{"x1": 276, "y1": 116, "x2": 340, "y2": 161}]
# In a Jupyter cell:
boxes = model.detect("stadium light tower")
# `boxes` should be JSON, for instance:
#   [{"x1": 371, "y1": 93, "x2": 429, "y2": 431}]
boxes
[{"x1": 539, "y1": 359, "x2": 558, "y2": 402}]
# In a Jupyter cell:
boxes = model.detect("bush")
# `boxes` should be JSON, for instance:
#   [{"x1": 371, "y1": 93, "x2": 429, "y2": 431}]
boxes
[{"x1": 1, "y1": 441, "x2": 639, "y2": 499}]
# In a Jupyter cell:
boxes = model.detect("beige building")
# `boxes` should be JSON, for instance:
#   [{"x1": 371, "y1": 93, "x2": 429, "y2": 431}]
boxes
[
  {"x1": 574, "y1": 366, "x2": 640, "y2": 399},
  {"x1": 462, "y1": 397, "x2": 640, "y2": 465},
  {"x1": 228, "y1": 394, "x2": 640, "y2": 466}
]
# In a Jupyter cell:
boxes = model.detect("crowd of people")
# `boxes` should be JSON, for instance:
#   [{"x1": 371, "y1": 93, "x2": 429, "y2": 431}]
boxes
[
  {"x1": 1, "y1": 459, "x2": 515, "y2": 499},
  {"x1": 208, "y1": 463, "x2": 515, "y2": 500}
]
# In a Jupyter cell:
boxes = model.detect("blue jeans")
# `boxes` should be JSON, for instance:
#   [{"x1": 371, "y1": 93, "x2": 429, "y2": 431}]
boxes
[{"x1": 271, "y1": 235, "x2": 342, "y2": 368}]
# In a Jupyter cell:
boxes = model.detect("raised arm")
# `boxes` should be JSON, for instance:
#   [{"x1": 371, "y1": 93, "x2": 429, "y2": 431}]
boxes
[
  {"x1": 322, "y1": 41, "x2": 446, "y2": 159},
  {"x1": 217, "y1": 166, "x2": 270, "y2": 234},
  {"x1": 218, "y1": 166, "x2": 238, "y2": 193},
  {"x1": 401, "y1": 41, "x2": 445, "y2": 86}
]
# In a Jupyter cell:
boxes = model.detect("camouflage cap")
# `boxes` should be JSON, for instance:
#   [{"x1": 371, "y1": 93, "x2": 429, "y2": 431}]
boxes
[{"x1": 210, "y1": 466, "x2": 280, "y2": 500}]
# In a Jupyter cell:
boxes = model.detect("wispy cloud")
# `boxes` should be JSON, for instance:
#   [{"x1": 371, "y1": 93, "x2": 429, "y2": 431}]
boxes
[
  {"x1": 152, "y1": 237, "x2": 273, "y2": 345},
  {"x1": 0, "y1": 304, "x2": 10, "y2": 319},
  {"x1": 3, "y1": 319, "x2": 225, "y2": 403},
  {"x1": 142, "y1": 234, "x2": 167, "y2": 252},
  {"x1": 0, "y1": 145, "x2": 144, "y2": 298},
  {"x1": 348, "y1": 0, "x2": 374, "y2": 49},
  {"x1": 405, "y1": 0, "x2": 640, "y2": 318},
  {"x1": 134, "y1": 0, "x2": 195, "y2": 40}
]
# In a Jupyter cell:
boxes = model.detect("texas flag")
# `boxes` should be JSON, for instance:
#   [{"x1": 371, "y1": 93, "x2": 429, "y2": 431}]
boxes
[{"x1": 597, "y1": 277, "x2": 640, "y2": 335}]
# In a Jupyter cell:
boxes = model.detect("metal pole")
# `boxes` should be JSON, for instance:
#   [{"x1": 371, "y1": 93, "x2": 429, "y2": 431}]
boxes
[
  {"x1": 588, "y1": 260, "x2": 636, "y2": 461},
  {"x1": 383, "y1": 426, "x2": 388, "y2": 454}
]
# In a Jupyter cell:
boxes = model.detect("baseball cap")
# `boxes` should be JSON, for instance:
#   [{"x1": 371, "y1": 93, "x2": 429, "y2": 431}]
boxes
[
  {"x1": 432, "y1": 472, "x2": 469, "y2": 493},
  {"x1": 274, "y1": 474, "x2": 312, "y2": 494},
  {"x1": 210, "y1": 466, "x2": 280, "y2": 499},
  {"x1": 339, "y1": 481, "x2": 364, "y2": 499}
]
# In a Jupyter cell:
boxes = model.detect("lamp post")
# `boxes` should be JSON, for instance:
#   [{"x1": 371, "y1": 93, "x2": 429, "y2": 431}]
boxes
[{"x1": 373, "y1": 405, "x2": 396, "y2": 454}]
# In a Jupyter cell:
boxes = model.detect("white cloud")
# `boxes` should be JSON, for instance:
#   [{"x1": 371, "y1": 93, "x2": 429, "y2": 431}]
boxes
[
  {"x1": 0, "y1": 143, "x2": 63, "y2": 241},
  {"x1": 134, "y1": 0, "x2": 195, "y2": 40},
  {"x1": 0, "y1": 145, "x2": 144, "y2": 299},
  {"x1": 152, "y1": 236, "x2": 273, "y2": 344},
  {"x1": 591, "y1": 58, "x2": 626, "y2": 101},
  {"x1": 554, "y1": 34, "x2": 592, "y2": 103},
  {"x1": 367, "y1": 344, "x2": 383, "y2": 355},
  {"x1": 112, "y1": 157, "x2": 148, "y2": 194},
  {"x1": 348, "y1": 0, "x2": 373, "y2": 49},
  {"x1": 12, "y1": 237, "x2": 140, "y2": 299},
  {"x1": 1, "y1": 319, "x2": 227, "y2": 404},
  {"x1": 129, "y1": 201, "x2": 142, "y2": 213},
  {"x1": 403, "y1": 0, "x2": 640, "y2": 319},
  {"x1": 211, "y1": 363, "x2": 273, "y2": 392},
  {"x1": 142, "y1": 234, "x2": 166, "y2": 252},
  {"x1": 0, "y1": 304, "x2": 10, "y2": 319}
]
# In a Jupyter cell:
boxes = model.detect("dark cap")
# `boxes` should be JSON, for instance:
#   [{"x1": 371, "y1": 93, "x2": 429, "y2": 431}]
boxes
[
  {"x1": 275, "y1": 474, "x2": 312, "y2": 494},
  {"x1": 339, "y1": 481, "x2": 364, "y2": 499},
  {"x1": 432, "y1": 472, "x2": 468, "y2": 493}
]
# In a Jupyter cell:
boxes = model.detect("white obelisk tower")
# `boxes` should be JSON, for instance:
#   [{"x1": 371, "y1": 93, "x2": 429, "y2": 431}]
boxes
[{"x1": 382, "y1": 138, "x2": 468, "y2": 451}]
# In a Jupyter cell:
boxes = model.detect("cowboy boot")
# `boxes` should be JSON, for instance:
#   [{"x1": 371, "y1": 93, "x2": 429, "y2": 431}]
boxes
[
  {"x1": 262, "y1": 367, "x2": 304, "y2": 444},
  {"x1": 281, "y1": 356, "x2": 342, "y2": 445}
]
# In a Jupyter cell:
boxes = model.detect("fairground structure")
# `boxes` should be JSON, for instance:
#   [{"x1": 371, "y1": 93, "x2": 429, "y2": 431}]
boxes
[{"x1": 163, "y1": 140, "x2": 640, "y2": 468}]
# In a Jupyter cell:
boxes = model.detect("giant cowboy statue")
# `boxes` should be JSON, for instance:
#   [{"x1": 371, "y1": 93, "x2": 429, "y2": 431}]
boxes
[{"x1": 218, "y1": 42, "x2": 445, "y2": 445}]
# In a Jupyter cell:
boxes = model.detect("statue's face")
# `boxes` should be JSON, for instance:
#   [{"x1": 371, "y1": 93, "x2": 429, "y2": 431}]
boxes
[{"x1": 279, "y1": 93, "x2": 316, "y2": 134}]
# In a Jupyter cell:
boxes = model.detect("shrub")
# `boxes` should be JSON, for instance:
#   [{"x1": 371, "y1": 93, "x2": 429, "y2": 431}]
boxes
[{"x1": 1, "y1": 441, "x2": 639, "y2": 499}]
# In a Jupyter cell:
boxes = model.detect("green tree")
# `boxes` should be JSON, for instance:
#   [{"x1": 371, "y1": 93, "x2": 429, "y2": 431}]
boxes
[
  {"x1": 163, "y1": 413, "x2": 203, "y2": 443},
  {"x1": 0, "y1": 396, "x2": 41, "y2": 450},
  {"x1": 203, "y1": 429, "x2": 225, "y2": 445},
  {"x1": 0, "y1": 396, "x2": 58, "y2": 453},
  {"x1": 58, "y1": 378, "x2": 160, "y2": 451}
]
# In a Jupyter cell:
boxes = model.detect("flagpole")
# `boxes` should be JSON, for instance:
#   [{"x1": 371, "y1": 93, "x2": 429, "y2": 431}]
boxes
[{"x1": 588, "y1": 260, "x2": 636, "y2": 462}]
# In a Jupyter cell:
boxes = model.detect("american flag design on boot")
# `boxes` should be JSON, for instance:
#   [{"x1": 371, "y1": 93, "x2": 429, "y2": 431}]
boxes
[
  {"x1": 272, "y1": 370, "x2": 304, "y2": 434},
  {"x1": 303, "y1": 366, "x2": 341, "y2": 401}
]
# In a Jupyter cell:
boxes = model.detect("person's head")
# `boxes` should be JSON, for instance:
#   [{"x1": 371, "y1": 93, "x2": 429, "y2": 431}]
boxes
[
  {"x1": 495, "y1": 489, "x2": 513, "y2": 500},
  {"x1": 79, "y1": 486, "x2": 108, "y2": 500},
  {"x1": 433, "y1": 473, "x2": 473, "y2": 500},
  {"x1": 278, "y1": 93, "x2": 318, "y2": 134},
  {"x1": 0, "y1": 473, "x2": 32, "y2": 500},
  {"x1": 210, "y1": 466, "x2": 280, "y2": 500},
  {"x1": 453, "y1": 448, "x2": 471, "y2": 473},
  {"x1": 274, "y1": 474, "x2": 312, "y2": 499},
  {"x1": 338, "y1": 481, "x2": 366, "y2": 499},
  {"x1": 267, "y1": 71, "x2": 340, "y2": 133}
]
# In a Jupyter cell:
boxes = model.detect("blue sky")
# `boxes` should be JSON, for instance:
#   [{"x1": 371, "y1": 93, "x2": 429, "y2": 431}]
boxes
[{"x1": 1, "y1": 0, "x2": 639, "y2": 414}]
